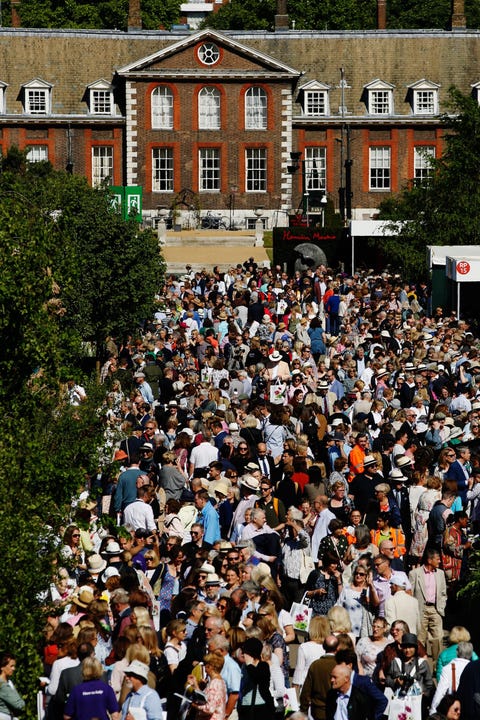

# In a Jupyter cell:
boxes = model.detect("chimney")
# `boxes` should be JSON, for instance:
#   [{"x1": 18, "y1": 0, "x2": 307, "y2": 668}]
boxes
[
  {"x1": 275, "y1": 0, "x2": 289, "y2": 31},
  {"x1": 128, "y1": 0, "x2": 142, "y2": 31},
  {"x1": 451, "y1": 0, "x2": 466, "y2": 29},
  {"x1": 377, "y1": 0, "x2": 386, "y2": 30},
  {"x1": 11, "y1": 0, "x2": 21, "y2": 27}
]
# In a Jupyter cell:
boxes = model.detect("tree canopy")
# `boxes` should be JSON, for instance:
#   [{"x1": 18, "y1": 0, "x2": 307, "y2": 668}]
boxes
[
  {"x1": 16, "y1": 0, "x2": 182, "y2": 30},
  {"x1": 205, "y1": 0, "x2": 480, "y2": 31},
  {"x1": 0, "y1": 149, "x2": 163, "y2": 713},
  {"x1": 7, "y1": 0, "x2": 480, "y2": 30},
  {"x1": 376, "y1": 88, "x2": 480, "y2": 279}
]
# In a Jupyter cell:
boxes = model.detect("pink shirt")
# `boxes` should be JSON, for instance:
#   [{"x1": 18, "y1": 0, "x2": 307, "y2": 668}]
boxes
[{"x1": 423, "y1": 567, "x2": 436, "y2": 604}]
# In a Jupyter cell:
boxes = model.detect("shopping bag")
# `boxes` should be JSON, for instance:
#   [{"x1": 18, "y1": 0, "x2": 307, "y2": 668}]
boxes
[
  {"x1": 299, "y1": 550, "x2": 316, "y2": 584},
  {"x1": 283, "y1": 687, "x2": 299, "y2": 712},
  {"x1": 387, "y1": 693, "x2": 422, "y2": 720},
  {"x1": 290, "y1": 594, "x2": 312, "y2": 634},
  {"x1": 270, "y1": 380, "x2": 287, "y2": 405}
]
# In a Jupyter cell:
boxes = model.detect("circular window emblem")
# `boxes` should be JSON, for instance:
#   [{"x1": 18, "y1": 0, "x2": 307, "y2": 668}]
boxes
[{"x1": 197, "y1": 42, "x2": 220, "y2": 66}]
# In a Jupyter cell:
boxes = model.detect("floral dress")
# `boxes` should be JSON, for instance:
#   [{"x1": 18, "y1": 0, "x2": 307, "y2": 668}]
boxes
[
  {"x1": 306, "y1": 571, "x2": 340, "y2": 616},
  {"x1": 410, "y1": 488, "x2": 441, "y2": 559},
  {"x1": 195, "y1": 676, "x2": 227, "y2": 720},
  {"x1": 355, "y1": 635, "x2": 389, "y2": 677},
  {"x1": 335, "y1": 585, "x2": 369, "y2": 637}
]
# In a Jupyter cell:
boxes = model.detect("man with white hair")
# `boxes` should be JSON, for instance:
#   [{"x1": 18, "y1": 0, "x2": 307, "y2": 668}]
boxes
[
  {"x1": 430, "y1": 641, "x2": 473, "y2": 713},
  {"x1": 384, "y1": 572, "x2": 420, "y2": 635}
]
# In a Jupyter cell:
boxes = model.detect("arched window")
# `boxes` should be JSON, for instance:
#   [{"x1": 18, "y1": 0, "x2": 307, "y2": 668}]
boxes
[
  {"x1": 245, "y1": 87, "x2": 267, "y2": 130},
  {"x1": 151, "y1": 86, "x2": 173, "y2": 129},
  {"x1": 198, "y1": 86, "x2": 221, "y2": 130}
]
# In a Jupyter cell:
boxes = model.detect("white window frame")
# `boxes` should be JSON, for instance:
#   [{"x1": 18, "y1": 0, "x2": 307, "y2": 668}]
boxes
[
  {"x1": 304, "y1": 147, "x2": 326, "y2": 191},
  {"x1": 23, "y1": 80, "x2": 52, "y2": 115},
  {"x1": 409, "y1": 80, "x2": 440, "y2": 116},
  {"x1": 197, "y1": 42, "x2": 220, "y2": 66},
  {"x1": 91, "y1": 146, "x2": 113, "y2": 186},
  {"x1": 152, "y1": 147, "x2": 174, "y2": 192},
  {"x1": 414, "y1": 146, "x2": 435, "y2": 185},
  {"x1": 305, "y1": 90, "x2": 328, "y2": 116},
  {"x1": 245, "y1": 148, "x2": 267, "y2": 192},
  {"x1": 27, "y1": 145, "x2": 49, "y2": 163},
  {"x1": 0, "y1": 82, "x2": 7, "y2": 113},
  {"x1": 199, "y1": 148, "x2": 220, "y2": 192},
  {"x1": 364, "y1": 80, "x2": 394, "y2": 116},
  {"x1": 87, "y1": 80, "x2": 114, "y2": 115},
  {"x1": 298, "y1": 80, "x2": 330, "y2": 117},
  {"x1": 151, "y1": 86, "x2": 174, "y2": 129},
  {"x1": 369, "y1": 146, "x2": 391, "y2": 191},
  {"x1": 198, "y1": 86, "x2": 221, "y2": 130},
  {"x1": 245, "y1": 87, "x2": 267, "y2": 130}
]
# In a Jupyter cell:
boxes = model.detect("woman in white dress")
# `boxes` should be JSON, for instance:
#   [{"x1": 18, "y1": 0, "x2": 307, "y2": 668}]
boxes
[{"x1": 292, "y1": 616, "x2": 330, "y2": 689}]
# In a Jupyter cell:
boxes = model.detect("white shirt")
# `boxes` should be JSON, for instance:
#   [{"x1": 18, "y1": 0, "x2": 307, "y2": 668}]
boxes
[
  {"x1": 430, "y1": 658, "x2": 470, "y2": 712},
  {"x1": 334, "y1": 685, "x2": 352, "y2": 720},
  {"x1": 311, "y1": 508, "x2": 336, "y2": 561},
  {"x1": 123, "y1": 500, "x2": 156, "y2": 532},
  {"x1": 189, "y1": 441, "x2": 218, "y2": 469}
]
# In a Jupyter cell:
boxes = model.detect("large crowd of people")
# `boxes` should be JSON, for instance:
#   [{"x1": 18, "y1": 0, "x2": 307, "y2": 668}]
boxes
[{"x1": 23, "y1": 259, "x2": 480, "y2": 720}]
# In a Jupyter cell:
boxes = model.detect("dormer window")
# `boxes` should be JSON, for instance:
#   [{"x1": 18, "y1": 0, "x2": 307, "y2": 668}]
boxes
[
  {"x1": 87, "y1": 80, "x2": 114, "y2": 115},
  {"x1": 23, "y1": 78, "x2": 52, "y2": 115},
  {"x1": 408, "y1": 79, "x2": 440, "y2": 115},
  {"x1": 298, "y1": 80, "x2": 330, "y2": 117},
  {"x1": 364, "y1": 79, "x2": 394, "y2": 115},
  {"x1": 0, "y1": 81, "x2": 7, "y2": 113}
]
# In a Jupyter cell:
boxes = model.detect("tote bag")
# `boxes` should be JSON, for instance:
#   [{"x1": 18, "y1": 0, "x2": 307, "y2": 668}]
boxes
[{"x1": 290, "y1": 593, "x2": 312, "y2": 634}]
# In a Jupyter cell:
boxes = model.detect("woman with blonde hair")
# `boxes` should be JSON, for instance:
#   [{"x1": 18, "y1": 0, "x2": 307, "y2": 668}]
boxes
[
  {"x1": 117, "y1": 643, "x2": 156, "y2": 705},
  {"x1": 161, "y1": 619, "x2": 187, "y2": 672},
  {"x1": 436, "y1": 626, "x2": 479, "y2": 681},
  {"x1": 137, "y1": 625, "x2": 169, "y2": 697},
  {"x1": 187, "y1": 653, "x2": 227, "y2": 720},
  {"x1": 293, "y1": 616, "x2": 330, "y2": 688},
  {"x1": 256, "y1": 615, "x2": 289, "y2": 685},
  {"x1": 327, "y1": 605, "x2": 356, "y2": 645}
]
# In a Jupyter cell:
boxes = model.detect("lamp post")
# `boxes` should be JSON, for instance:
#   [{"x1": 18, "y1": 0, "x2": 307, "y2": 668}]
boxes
[
  {"x1": 229, "y1": 184, "x2": 238, "y2": 230},
  {"x1": 320, "y1": 193, "x2": 328, "y2": 227},
  {"x1": 156, "y1": 205, "x2": 168, "y2": 247}
]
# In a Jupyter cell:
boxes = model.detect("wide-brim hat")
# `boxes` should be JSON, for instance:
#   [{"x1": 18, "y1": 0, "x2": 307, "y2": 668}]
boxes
[
  {"x1": 101, "y1": 541, "x2": 122, "y2": 557},
  {"x1": 400, "y1": 633, "x2": 418, "y2": 647},
  {"x1": 139, "y1": 442, "x2": 154, "y2": 452},
  {"x1": 87, "y1": 553, "x2": 107, "y2": 574},
  {"x1": 102, "y1": 566, "x2": 120, "y2": 583},
  {"x1": 213, "y1": 481, "x2": 230, "y2": 497},
  {"x1": 395, "y1": 455, "x2": 413, "y2": 469},
  {"x1": 125, "y1": 660, "x2": 150, "y2": 682},
  {"x1": 270, "y1": 351, "x2": 282, "y2": 363},
  {"x1": 71, "y1": 586, "x2": 94, "y2": 608},
  {"x1": 199, "y1": 562, "x2": 215, "y2": 574},
  {"x1": 363, "y1": 454, "x2": 377, "y2": 467},
  {"x1": 205, "y1": 573, "x2": 222, "y2": 586},
  {"x1": 389, "y1": 468, "x2": 407, "y2": 483},
  {"x1": 316, "y1": 380, "x2": 329, "y2": 391},
  {"x1": 240, "y1": 475, "x2": 259, "y2": 491}
]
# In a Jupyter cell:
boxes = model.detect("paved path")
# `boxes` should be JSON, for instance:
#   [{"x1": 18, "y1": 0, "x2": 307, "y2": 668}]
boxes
[{"x1": 160, "y1": 230, "x2": 271, "y2": 273}]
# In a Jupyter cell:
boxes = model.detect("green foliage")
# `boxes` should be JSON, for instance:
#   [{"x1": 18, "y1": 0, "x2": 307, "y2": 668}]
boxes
[
  {"x1": 377, "y1": 88, "x2": 480, "y2": 279},
  {"x1": 0, "y1": 149, "x2": 164, "y2": 712},
  {"x1": 17, "y1": 0, "x2": 180, "y2": 30},
  {"x1": 203, "y1": 0, "x2": 480, "y2": 31}
]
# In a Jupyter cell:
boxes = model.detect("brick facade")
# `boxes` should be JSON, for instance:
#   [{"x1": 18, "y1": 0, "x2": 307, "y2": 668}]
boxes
[{"x1": 0, "y1": 26, "x2": 479, "y2": 225}]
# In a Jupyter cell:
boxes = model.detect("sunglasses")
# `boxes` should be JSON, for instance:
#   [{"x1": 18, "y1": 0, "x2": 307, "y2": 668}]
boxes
[{"x1": 72, "y1": 534, "x2": 81, "y2": 538}]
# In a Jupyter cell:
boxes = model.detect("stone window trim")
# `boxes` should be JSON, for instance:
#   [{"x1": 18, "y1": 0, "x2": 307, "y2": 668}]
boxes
[
  {"x1": 407, "y1": 79, "x2": 440, "y2": 116},
  {"x1": 22, "y1": 78, "x2": 53, "y2": 115},
  {"x1": 86, "y1": 79, "x2": 114, "y2": 115},
  {"x1": 363, "y1": 79, "x2": 395, "y2": 116},
  {"x1": 297, "y1": 80, "x2": 331, "y2": 117}
]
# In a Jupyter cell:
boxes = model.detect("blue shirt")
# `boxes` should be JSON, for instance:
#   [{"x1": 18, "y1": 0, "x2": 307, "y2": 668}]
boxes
[
  {"x1": 121, "y1": 685, "x2": 163, "y2": 720},
  {"x1": 197, "y1": 500, "x2": 221, "y2": 544}
]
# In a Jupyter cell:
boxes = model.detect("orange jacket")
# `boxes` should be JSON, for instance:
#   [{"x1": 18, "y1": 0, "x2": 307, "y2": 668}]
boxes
[{"x1": 370, "y1": 528, "x2": 406, "y2": 557}]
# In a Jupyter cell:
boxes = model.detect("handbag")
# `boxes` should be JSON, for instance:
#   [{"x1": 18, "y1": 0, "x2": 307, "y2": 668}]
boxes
[
  {"x1": 269, "y1": 380, "x2": 287, "y2": 405},
  {"x1": 299, "y1": 550, "x2": 316, "y2": 584},
  {"x1": 290, "y1": 593, "x2": 312, "y2": 634},
  {"x1": 387, "y1": 692, "x2": 422, "y2": 720}
]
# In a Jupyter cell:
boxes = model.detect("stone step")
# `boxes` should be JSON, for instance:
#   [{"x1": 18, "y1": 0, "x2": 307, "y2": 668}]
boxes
[
  {"x1": 161, "y1": 244, "x2": 270, "y2": 275},
  {"x1": 164, "y1": 232, "x2": 256, "y2": 247}
]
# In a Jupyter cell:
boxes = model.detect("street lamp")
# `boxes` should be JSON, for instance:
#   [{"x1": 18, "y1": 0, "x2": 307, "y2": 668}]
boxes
[
  {"x1": 229, "y1": 184, "x2": 238, "y2": 230},
  {"x1": 320, "y1": 193, "x2": 328, "y2": 227}
]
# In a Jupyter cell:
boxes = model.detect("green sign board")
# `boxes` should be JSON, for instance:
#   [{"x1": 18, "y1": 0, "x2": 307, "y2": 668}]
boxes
[{"x1": 109, "y1": 185, "x2": 143, "y2": 222}]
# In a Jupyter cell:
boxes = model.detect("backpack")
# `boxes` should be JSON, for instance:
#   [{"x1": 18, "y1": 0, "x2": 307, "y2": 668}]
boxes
[{"x1": 150, "y1": 652, "x2": 170, "y2": 697}]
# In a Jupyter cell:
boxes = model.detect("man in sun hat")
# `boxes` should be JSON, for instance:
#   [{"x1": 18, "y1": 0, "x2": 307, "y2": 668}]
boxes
[{"x1": 122, "y1": 660, "x2": 163, "y2": 720}]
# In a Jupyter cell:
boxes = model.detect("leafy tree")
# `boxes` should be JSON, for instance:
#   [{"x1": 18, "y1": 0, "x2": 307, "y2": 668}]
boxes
[
  {"x1": 17, "y1": 0, "x2": 181, "y2": 30},
  {"x1": 376, "y1": 88, "x2": 480, "y2": 279},
  {"x1": 0, "y1": 151, "x2": 164, "y2": 381},
  {"x1": 0, "y1": 148, "x2": 163, "y2": 713}
]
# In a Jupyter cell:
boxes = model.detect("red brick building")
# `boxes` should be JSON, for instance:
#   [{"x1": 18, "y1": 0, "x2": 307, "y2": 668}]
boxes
[{"x1": 0, "y1": 14, "x2": 478, "y2": 228}]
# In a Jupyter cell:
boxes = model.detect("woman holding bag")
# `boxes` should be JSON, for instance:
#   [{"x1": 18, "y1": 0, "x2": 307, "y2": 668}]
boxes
[
  {"x1": 238, "y1": 638, "x2": 275, "y2": 720},
  {"x1": 385, "y1": 633, "x2": 433, "y2": 719},
  {"x1": 305, "y1": 551, "x2": 343, "y2": 617}
]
